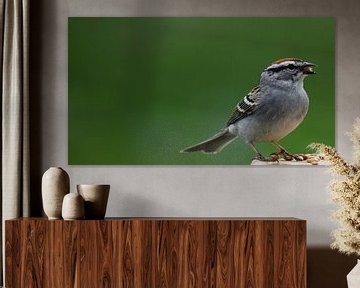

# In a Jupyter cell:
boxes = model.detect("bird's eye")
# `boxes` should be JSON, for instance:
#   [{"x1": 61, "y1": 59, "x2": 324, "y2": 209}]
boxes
[{"x1": 287, "y1": 64, "x2": 295, "y2": 70}]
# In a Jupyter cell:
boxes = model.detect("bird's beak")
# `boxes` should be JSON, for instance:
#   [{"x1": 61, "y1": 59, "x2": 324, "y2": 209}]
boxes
[{"x1": 302, "y1": 62, "x2": 317, "y2": 74}]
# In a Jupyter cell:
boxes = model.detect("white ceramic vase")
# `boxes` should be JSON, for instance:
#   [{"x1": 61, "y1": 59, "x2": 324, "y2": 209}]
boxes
[
  {"x1": 347, "y1": 259, "x2": 360, "y2": 288},
  {"x1": 62, "y1": 192, "x2": 85, "y2": 220},
  {"x1": 42, "y1": 167, "x2": 70, "y2": 219},
  {"x1": 77, "y1": 184, "x2": 110, "y2": 219}
]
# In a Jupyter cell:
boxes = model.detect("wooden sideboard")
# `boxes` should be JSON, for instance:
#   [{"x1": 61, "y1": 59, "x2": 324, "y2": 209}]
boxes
[{"x1": 5, "y1": 218, "x2": 306, "y2": 287}]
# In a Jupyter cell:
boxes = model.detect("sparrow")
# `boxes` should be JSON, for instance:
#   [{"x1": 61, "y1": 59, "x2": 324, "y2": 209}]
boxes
[{"x1": 181, "y1": 58, "x2": 316, "y2": 161}]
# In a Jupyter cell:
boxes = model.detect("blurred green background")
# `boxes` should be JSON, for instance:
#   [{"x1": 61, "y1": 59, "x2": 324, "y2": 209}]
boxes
[{"x1": 68, "y1": 17, "x2": 335, "y2": 165}]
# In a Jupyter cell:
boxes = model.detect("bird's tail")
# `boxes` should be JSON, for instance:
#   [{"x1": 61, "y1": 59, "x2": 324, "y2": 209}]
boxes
[{"x1": 181, "y1": 129, "x2": 237, "y2": 154}]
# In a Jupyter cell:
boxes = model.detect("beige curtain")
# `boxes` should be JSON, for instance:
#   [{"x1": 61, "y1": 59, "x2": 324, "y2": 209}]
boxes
[{"x1": 0, "y1": 0, "x2": 30, "y2": 284}]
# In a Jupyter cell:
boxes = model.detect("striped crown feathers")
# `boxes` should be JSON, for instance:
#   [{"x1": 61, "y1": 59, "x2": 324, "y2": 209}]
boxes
[{"x1": 265, "y1": 58, "x2": 304, "y2": 72}]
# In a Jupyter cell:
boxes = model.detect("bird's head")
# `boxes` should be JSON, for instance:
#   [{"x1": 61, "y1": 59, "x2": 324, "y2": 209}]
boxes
[{"x1": 261, "y1": 58, "x2": 316, "y2": 86}]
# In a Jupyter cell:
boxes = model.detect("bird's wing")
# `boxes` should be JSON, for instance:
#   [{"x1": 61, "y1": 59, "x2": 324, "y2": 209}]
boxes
[{"x1": 226, "y1": 86, "x2": 261, "y2": 126}]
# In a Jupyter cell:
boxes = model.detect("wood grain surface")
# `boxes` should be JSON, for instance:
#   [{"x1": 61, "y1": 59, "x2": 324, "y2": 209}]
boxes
[{"x1": 5, "y1": 218, "x2": 306, "y2": 287}]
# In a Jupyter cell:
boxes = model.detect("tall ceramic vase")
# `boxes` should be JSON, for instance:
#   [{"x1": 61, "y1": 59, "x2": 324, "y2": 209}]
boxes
[
  {"x1": 347, "y1": 260, "x2": 360, "y2": 287},
  {"x1": 42, "y1": 167, "x2": 70, "y2": 219}
]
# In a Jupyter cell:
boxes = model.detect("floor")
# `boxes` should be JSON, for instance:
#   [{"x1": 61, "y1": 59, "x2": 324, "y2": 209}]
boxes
[{"x1": 308, "y1": 248, "x2": 357, "y2": 287}]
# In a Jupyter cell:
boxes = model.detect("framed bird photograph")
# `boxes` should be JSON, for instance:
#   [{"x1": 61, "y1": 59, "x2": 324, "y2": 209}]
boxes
[{"x1": 68, "y1": 17, "x2": 335, "y2": 165}]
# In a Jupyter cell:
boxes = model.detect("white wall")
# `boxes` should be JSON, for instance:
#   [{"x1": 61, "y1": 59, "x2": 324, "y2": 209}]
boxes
[{"x1": 35, "y1": 0, "x2": 360, "y2": 247}]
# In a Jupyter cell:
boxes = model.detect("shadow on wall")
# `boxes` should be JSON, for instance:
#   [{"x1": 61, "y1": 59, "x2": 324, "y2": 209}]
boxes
[
  {"x1": 308, "y1": 248, "x2": 357, "y2": 288},
  {"x1": 29, "y1": 0, "x2": 47, "y2": 216}
]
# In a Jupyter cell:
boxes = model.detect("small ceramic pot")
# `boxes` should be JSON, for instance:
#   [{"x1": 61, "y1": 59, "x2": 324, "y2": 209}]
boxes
[
  {"x1": 62, "y1": 192, "x2": 85, "y2": 220},
  {"x1": 42, "y1": 167, "x2": 70, "y2": 219},
  {"x1": 77, "y1": 184, "x2": 110, "y2": 219}
]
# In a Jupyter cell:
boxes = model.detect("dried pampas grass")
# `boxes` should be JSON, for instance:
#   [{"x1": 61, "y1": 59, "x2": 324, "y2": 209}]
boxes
[{"x1": 310, "y1": 118, "x2": 360, "y2": 256}]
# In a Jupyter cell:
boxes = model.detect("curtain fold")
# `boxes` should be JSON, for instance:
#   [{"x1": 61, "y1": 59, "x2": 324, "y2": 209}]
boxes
[{"x1": 0, "y1": 0, "x2": 30, "y2": 284}]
